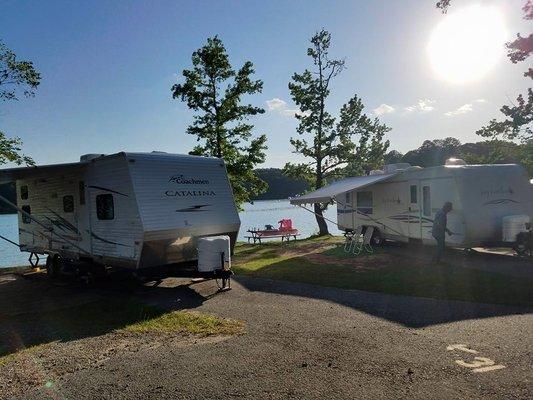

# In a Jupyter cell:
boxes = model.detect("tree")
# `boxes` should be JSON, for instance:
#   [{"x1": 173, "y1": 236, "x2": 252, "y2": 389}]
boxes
[
  {"x1": 476, "y1": 89, "x2": 532, "y2": 142},
  {"x1": 0, "y1": 40, "x2": 38, "y2": 166},
  {"x1": 253, "y1": 168, "x2": 309, "y2": 200},
  {"x1": 172, "y1": 37, "x2": 267, "y2": 208},
  {"x1": 340, "y1": 96, "x2": 390, "y2": 176},
  {"x1": 402, "y1": 137, "x2": 461, "y2": 167},
  {"x1": 0, "y1": 132, "x2": 34, "y2": 165},
  {"x1": 284, "y1": 30, "x2": 390, "y2": 235},
  {"x1": 1, "y1": 40, "x2": 40, "y2": 101}
]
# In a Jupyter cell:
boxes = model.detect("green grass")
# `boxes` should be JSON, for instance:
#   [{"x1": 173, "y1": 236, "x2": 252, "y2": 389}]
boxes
[
  {"x1": 0, "y1": 298, "x2": 243, "y2": 362},
  {"x1": 0, "y1": 344, "x2": 47, "y2": 367},
  {"x1": 124, "y1": 310, "x2": 244, "y2": 335},
  {"x1": 234, "y1": 237, "x2": 533, "y2": 307}
]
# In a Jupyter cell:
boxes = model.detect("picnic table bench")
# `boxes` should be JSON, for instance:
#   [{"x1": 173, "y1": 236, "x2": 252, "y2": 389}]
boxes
[{"x1": 245, "y1": 231, "x2": 300, "y2": 244}]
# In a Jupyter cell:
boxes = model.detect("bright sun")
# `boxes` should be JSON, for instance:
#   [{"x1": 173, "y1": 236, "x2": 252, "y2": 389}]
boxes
[{"x1": 428, "y1": 5, "x2": 508, "y2": 84}]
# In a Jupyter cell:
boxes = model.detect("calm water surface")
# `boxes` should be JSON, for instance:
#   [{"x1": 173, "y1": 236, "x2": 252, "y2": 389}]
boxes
[{"x1": 0, "y1": 200, "x2": 341, "y2": 268}]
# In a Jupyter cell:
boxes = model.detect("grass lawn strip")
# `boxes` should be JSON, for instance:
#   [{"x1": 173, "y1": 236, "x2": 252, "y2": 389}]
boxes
[{"x1": 234, "y1": 236, "x2": 533, "y2": 307}]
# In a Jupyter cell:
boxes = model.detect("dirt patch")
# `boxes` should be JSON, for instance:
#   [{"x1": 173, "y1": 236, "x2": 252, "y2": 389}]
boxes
[
  {"x1": 304, "y1": 251, "x2": 427, "y2": 271},
  {"x1": 0, "y1": 328, "x2": 233, "y2": 398},
  {"x1": 277, "y1": 242, "x2": 338, "y2": 258}
]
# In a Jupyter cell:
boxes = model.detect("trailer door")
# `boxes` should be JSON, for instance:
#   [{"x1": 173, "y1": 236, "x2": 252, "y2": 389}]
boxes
[{"x1": 407, "y1": 180, "x2": 423, "y2": 239}]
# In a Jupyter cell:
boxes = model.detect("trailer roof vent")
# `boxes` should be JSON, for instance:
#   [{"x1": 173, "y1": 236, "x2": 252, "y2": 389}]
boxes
[
  {"x1": 445, "y1": 158, "x2": 467, "y2": 166},
  {"x1": 383, "y1": 163, "x2": 411, "y2": 174},
  {"x1": 369, "y1": 169, "x2": 384, "y2": 175},
  {"x1": 80, "y1": 154, "x2": 106, "y2": 162}
]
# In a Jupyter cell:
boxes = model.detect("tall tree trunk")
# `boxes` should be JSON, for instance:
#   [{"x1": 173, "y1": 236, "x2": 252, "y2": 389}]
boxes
[
  {"x1": 314, "y1": 161, "x2": 329, "y2": 236},
  {"x1": 314, "y1": 203, "x2": 329, "y2": 236}
]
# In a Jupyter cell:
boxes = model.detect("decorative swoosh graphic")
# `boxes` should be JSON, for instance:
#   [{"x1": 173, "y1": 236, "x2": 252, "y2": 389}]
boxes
[
  {"x1": 88, "y1": 185, "x2": 129, "y2": 197},
  {"x1": 45, "y1": 207, "x2": 81, "y2": 235},
  {"x1": 176, "y1": 204, "x2": 211, "y2": 212},
  {"x1": 483, "y1": 198, "x2": 519, "y2": 206},
  {"x1": 388, "y1": 214, "x2": 434, "y2": 224},
  {"x1": 89, "y1": 231, "x2": 132, "y2": 247}
]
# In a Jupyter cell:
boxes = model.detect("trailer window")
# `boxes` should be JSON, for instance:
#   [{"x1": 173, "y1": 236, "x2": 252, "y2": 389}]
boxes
[
  {"x1": 21, "y1": 205, "x2": 31, "y2": 223},
  {"x1": 410, "y1": 185, "x2": 417, "y2": 203},
  {"x1": 63, "y1": 195, "x2": 74, "y2": 213},
  {"x1": 422, "y1": 186, "x2": 431, "y2": 216},
  {"x1": 79, "y1": 181, "x2": 85, "y2": 205},
  {"x1": 96, "y1": 194, "x2": 114, "y2": 220},
  {"x1": 356, "y1": 191, "x2": 373, "y2": 215},
  {"x1": 20, "y1": 185, "x2": 28, "y2": 200},
  {"x1": 345, "y1": 192, "x2": 352, "y2": 206}
]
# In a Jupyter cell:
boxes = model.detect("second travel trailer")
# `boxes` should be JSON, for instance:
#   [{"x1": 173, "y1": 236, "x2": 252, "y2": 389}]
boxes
[
  {"x1": 0, "y1": 152, "x2": 240, "y2": 283},
  {"x1": 289, "y1": 160, "x2": 533, "y2": 250}
]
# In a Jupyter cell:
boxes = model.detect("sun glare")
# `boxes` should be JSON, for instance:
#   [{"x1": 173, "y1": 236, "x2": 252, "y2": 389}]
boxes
[{"x1": 428, "y1": 5, "x2": 508, "y2": 84}]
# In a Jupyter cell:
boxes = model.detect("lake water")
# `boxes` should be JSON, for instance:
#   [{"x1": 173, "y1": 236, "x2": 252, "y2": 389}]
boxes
[{"x1": 0, "y1": 200, "x2": 341, "y2": 268}]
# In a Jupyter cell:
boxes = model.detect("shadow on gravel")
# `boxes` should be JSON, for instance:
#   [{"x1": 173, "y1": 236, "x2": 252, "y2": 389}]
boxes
[
  {"x1": 234, "y1": 274, "x2": 532, "y2": 328},
  {"x1": 0, "y1": 272, "x2": 208, "y2": 358},
  {"x1": 234, "y1": 241, "x2": 533, "y2": 328}
]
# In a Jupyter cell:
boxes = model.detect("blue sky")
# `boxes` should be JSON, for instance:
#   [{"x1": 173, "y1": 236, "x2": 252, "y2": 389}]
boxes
[{"x1": 0, "y1": 0, "x2": 530, "y2": 167}]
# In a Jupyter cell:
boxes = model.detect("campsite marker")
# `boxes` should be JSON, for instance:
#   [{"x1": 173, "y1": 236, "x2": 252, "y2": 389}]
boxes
[{"x1": 447, "y1": 344, "x2": 506, "y2": 373}]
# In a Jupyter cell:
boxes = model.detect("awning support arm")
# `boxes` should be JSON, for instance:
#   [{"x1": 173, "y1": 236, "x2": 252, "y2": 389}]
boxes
[
  {"x1": 334, "y1": 199, "x2": 406, "y2": 237},
  {"x1": 0, "y1": 194, "x2": 91, "y2": 256},
  {"x1": 296, "y1": 204, "x2": 343, "y2": 229},
  {"x1": 0, "y1": 234, "x2": 20, "y2": 248}
]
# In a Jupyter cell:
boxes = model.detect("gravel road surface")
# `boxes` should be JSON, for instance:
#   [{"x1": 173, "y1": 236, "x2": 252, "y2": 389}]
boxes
[{"x1": 4, "y1": 274, "x2": 530, "y2": 400}]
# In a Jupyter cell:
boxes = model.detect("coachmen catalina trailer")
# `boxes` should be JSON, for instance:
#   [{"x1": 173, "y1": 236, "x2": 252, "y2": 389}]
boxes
[
  {"x1": 0, "y1": 152, "x2": 240, "y2": 282},
  {"x1": 290, "y1": 160, "x2": 533, "y2": 251}
]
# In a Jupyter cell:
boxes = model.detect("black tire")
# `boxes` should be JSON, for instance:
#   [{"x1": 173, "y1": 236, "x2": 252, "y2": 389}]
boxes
[
  {"x1": 46, "y1": 255, "x2": 61, "y2": 278},
  {"x1": 371, "y1": 229, "x2": 383, "y2": 246}
]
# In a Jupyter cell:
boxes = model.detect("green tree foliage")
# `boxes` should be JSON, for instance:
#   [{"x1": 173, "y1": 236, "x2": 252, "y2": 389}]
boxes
[
  {"x1": 0, "y1": 40, "x2": 38, "y2": 166},
  {"x1": 252, "y1": 168, "x2": 309, "y2": 200},
  {"x1": 0, "y1": 40, "x2": 40, "y2": 101},
  {"x1": 284, "y1": 30, "x2": 390, "y2": 235},
  {"x1": 172, "y1": 36, "x2": 267, "y2": 207},
  {"x1": 476, "y1": 89, "x2": 532, "y2": 142},
  {"x1": 385, "y1": 138, "x2": 532, "y2": 175},
  {"x1": 400, "y1": 137, "x2": 461, "y2": 167},
  {"x1": 0, "y1": 132, "x2": 34, "y2": 165}
]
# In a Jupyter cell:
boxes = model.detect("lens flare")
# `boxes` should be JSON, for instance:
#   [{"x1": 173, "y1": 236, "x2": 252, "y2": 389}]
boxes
[{"x1": 427, "y1": 5, "x2": 508, "y2": 84}]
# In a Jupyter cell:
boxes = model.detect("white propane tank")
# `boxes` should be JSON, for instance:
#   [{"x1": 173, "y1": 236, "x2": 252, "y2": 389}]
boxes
[
  {"x1": 197, "y1": 236, "x2": 231, "y2": 272},
  {"x1": 502, "y1": 215, "x2": 530, "y2": 243}
]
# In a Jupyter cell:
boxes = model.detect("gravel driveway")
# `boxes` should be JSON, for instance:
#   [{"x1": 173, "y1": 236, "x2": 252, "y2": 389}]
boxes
[{"x1": 3, "y1": 273, "x2": 530, "y2": 400}]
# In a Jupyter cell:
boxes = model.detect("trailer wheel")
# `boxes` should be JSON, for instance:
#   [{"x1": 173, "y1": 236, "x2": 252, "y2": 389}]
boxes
[
  {"x1": 46, "y1": 255, "x2": 61, "y2": 278},
  {"x1": 371, "y1": 229, "x2": 383, "y2": 246}
]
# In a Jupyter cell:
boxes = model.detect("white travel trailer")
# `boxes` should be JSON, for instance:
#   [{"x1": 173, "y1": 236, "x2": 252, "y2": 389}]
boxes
[
  {"x1": 0, "y1": 152, "x2": 240, "y2": 279},
  {"x1": 290, "y1": 160, "x2": 533, "y2": 249}
]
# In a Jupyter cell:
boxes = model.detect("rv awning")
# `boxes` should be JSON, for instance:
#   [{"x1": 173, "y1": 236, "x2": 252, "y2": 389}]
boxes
[
  {"x1": 0, "y1": 162, "x2": 87, "y2": 184},
  {"x1": 289, "y1": 173, "x2": 398, "y2": 205}
]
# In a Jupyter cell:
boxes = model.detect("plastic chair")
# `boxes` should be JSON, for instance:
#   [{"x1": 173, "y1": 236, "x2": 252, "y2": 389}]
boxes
[{"x1": 344, "y1": 226, "x2": 363, "y2": 254}]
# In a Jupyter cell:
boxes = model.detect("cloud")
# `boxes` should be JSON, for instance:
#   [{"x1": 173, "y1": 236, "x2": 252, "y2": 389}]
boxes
[
  {"x1": 266, "y1": 98, "x2": 308, "y2": 118},
  {"x1": 445, "y1": 103, "x2": 473, "y2": 116},
  {"x1": 266, "y1": 98, "x2": 287, "y2": 111},
  {"x1": 280, "y1": 109, "x2": 309, "y2": 117},
  {"x1": 404, "y1": 99, "x2": 436, "y2": 113},
  {"x1": 373, "y1": 103, "x2": 395, "y2": 116},
  {"x1": 474, "y1": 98, "x2": 486, "y2": 103}
]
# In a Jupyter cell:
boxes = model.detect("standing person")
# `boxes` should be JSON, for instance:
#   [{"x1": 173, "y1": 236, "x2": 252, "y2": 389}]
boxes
[{"x1": 432, "y1": 202, "x2": 453, "y2": 263}]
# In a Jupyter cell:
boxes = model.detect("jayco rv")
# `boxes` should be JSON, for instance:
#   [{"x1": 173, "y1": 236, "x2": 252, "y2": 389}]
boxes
[
  {"x1": 290, "y1": 160, "x2": 533, "y2": 249},
  {"x1": 0, "y1": 152, "x2": 240, "y2": 280}
]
